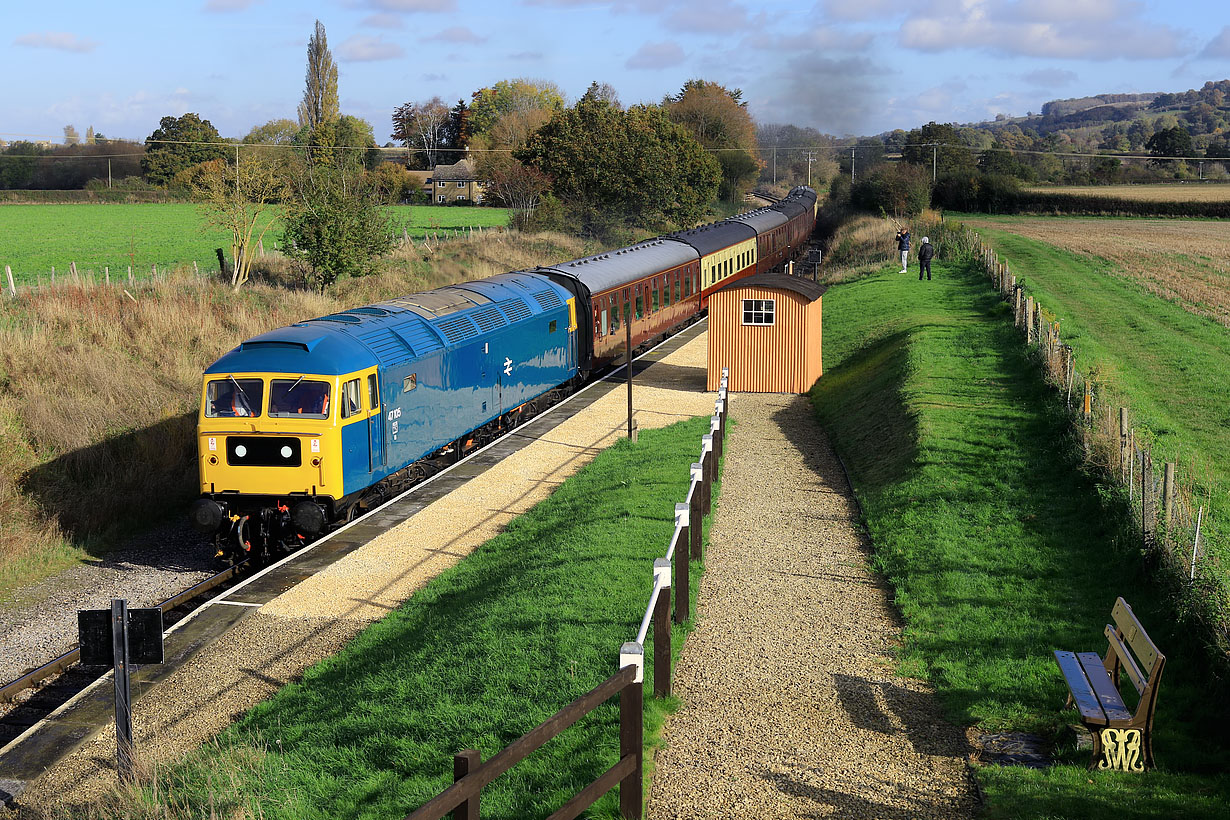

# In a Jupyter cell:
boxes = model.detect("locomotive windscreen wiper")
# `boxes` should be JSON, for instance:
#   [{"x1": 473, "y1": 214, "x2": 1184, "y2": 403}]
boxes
[
  {"x1": 229, "y1": 375, "x2": 256, "y2": 414},
  {"x1": 284, "y1": 375, "x2": 305, "y2": 395}
]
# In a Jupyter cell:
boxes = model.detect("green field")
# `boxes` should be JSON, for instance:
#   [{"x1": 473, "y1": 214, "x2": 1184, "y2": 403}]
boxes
[
  {"x1": 0, "y1": 203, "x2": 511, "y2": 284},
  {"x1": 94, "y1": 419, "x2": 714, "y2": 820},
  {"x1": 811, "y1": 256, "x2": 1230, "y2": 818}
]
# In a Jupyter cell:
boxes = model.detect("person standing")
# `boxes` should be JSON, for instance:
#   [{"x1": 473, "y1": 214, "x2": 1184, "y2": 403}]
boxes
[
  {"x1": 895, "y1": 226, "x2": 911, "y2": 273},
  {"x1": 918, "y1": 236, "x2": 935, "y2": 281}
]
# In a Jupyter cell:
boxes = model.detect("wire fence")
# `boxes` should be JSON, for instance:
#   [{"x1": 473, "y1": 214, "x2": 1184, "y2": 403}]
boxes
[{"x1": 928, "y1": 221, "x2": 1230, "y2": 662}]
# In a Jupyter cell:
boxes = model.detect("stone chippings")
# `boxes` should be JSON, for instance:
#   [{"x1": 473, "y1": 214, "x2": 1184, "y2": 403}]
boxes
[
  {"x1": 9, "y1": 333, "x2": 719, "y2": 817},
  {"x1": 0, "y1": 523, "x2": 215, "y2": 688},
  {"x1": 648, "y1": 394, "x2": 978, "y2": 820}
]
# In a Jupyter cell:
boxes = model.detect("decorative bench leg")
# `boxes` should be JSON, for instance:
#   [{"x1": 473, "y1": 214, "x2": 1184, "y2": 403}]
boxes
[{"x1": 1096, "y1": 728, "x2": 1147, "y2": 772}]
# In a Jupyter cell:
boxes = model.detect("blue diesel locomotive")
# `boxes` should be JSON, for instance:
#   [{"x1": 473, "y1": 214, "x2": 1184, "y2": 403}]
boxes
[{"x1": 190, "y1": 187, "x2": 817, "y2": 561}]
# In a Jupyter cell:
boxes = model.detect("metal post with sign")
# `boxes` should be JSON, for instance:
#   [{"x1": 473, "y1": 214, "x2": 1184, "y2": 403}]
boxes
[{"x1": 78, "y1": 599, "x2": 164, "y2": 781}]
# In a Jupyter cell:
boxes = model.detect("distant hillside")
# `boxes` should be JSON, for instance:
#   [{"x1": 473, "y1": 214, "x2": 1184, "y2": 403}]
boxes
[{"x1": 971, "y1": 79, "x2": 1230, "y2": 152}]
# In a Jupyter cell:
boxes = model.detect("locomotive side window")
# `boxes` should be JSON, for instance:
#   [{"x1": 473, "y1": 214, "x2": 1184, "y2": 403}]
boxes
[
  {"x1": 403, "y1": 374, "x2": 417, "y2": 392},
  {"x1": 368, "y1": 374, "x2": 379, "y2": 411},
  {"x1": 340, "y1": 378, "x2": 363, "y2": 420},
  {"x1": 268, "y1": 379, "x2": 330, "y2": 418},
  {"x1": 206, "y1": 378, "x2": 264, "y2": 418}
]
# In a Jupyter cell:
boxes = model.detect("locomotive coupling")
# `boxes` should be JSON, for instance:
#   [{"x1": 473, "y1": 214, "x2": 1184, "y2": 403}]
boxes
[
  {"x1": 189, "y1": 498, "x2": 226, "y2": 534},
  {"x1": 290, "y1": 500, "x2": 327, "y2": 536}
]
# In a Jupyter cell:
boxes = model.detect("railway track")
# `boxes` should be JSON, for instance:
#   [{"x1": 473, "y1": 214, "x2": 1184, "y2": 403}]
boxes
[{"x1": 0, "y1": 320, "x2": 709, "y2": 807}]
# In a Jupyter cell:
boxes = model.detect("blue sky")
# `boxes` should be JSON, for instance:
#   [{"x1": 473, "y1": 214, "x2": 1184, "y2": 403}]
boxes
[{"x1": 3, "y1": 0, "x2": 1229, "y2": 144}]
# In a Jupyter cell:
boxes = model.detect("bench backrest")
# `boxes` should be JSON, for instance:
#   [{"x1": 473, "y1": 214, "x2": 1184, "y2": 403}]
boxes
[{"x1": 1104, "y1": 597, "x2": 1164, "y2": 698}]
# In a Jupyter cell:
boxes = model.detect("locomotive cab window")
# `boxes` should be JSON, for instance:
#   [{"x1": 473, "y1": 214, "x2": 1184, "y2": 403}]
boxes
[
  {"x1": 742, "y1": 299, "x2": 776, "y2": 326},
  {"x1": 368, "y1": 374, "x2": 379, "y2": 411},
  {"x1": 206, "y1": 378, "x2": 263, "y2": 418},
  {"x1": 269, "y1": 378, "x2": 331, "y2": 418},
  {"x1": 340, "y1": 378, "x2": 363, "y2": 419}
]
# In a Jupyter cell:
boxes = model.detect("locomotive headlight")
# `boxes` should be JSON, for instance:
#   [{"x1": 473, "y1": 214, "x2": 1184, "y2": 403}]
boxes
[
  {"x1": 208, "y1": 455, "x2": 218, "y2": 466},
  {"x1": 311, "y1": 457, "x2": 322, "y2": 467},
  {"x1": 235, "y1": 445, "x2": 248, "y2": 458},
  {"x1": 281, "y1": 445, "x2": 293, "y2": 459}
]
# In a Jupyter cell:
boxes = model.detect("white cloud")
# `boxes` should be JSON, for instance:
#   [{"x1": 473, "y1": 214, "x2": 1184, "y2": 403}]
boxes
[
  {"x1": 666, "y1": 0, "x2": 751, "y2": 34},
  {"x1": 899, "y1": 0, "x2": 1190, "y2": 59},
  {"x1": 820, "y1": 0, "x2": 898, "y2": 23},
  {"x1": 337, "y1": 35, "x2": 405, "y2": 61},
  {"x1": 14, "y1": 32, "x2": 98, "y2": 53},
  {"x1": 361, "y1": 13, "x2": 405, "y2": 28},
  {"x1": 370, "y1": 0, "x2": 457, "y2": 10},
  {"x1": 625, "y1": 41, "x2": 686, "y2": 70},
  {"x1": 509, "y1": 51, "x2": 544, "y2": 60},
  {"x1": 203, "y1": 0, "x2": 262, "y2": 11},
  {"x1": 1022, "y1": 68, "x2": 1077, "y2": 87},
  {"x1": 423, "y1": 27, "x2": 487, "y2": 44},
  {"x1": 1199, "y1": 26, "x2": 1230, "y2": 59}
]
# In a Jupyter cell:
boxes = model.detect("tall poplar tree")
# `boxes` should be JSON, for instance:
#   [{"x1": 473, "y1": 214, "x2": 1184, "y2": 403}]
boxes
[{"x1": 297, "y1": 20, "x2": 339, "y2": 130}]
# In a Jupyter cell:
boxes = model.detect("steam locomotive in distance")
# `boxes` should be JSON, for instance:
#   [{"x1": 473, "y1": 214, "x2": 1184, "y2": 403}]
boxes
[{"x1": 189, "y1": 187, "x2": 817, "y2": 562}]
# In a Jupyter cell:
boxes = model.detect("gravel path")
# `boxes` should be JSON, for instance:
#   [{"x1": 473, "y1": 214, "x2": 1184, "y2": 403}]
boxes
[
  {"x1": 648, "y1": 393, "x2": 977, "y2": 819},
  {"x1": 9, "y1": 332, "x2": 720, "y2": 817},
  {"x1": 0, "y1": 522, "x2": 214, "y2": 687}
]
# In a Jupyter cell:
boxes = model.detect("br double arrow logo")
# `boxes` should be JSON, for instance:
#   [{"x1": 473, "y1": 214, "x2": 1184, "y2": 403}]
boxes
[{"x1": 504, "y1": 357, "x2": 513, "y2": 376}]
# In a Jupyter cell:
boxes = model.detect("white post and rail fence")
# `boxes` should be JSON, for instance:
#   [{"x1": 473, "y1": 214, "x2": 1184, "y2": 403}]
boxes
[{"x1": 405, "y1": 371, "x2": 730, "y2": 820}]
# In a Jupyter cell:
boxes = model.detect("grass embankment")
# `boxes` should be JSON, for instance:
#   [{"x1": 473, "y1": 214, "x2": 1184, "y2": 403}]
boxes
[
  {"x1": 0, "y1": 204, "x2": 512, "y2": 284},
  {"x1": 957, "y1": 222, "x2": 1230, "y2": 588},
  {"x1": 0, "y1": 230, "x2": 594, "y2": 600},
  {"x1": 810, "y1": 256, "x2": 1230, "y2": 818},
  {"x1": 85, "y1": 418, "x2": 714, "y2": 820}
]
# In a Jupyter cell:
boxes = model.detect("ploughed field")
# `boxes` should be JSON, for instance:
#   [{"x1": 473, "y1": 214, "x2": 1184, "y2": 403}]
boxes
[
  {"x1": 0, "y1": 203, "x2": 512, "y2": 285},
  {"x1": 1025, "y1": 183, "x2": 1230, "y2": 202}
]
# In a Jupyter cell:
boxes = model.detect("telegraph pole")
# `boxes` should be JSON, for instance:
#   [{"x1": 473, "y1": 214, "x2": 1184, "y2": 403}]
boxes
[
  {"x1": 805, "y1": 151, "x2": 816, "y2": 186},
  {"x1": 932, "y1": 143, "x2": 938, "y2": 183},
  {"x1": 772, "y1": 146, "x2": 777, "y2": 185},
  {"x1": 851, "y1": 147, "x2": 855, "y2": 183}
]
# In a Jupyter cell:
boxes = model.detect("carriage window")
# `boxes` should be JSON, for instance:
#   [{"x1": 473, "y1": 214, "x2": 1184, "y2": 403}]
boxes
[
  {"x1": 652, "y1": 280, "x2": 659, "y2": 312},
  {"x1": 663, "y1": 276, "x2": 671, "y2": 307},
  {"x1": 368, "y1": 374, "x2": 379, "y2": 411},
  {"x1": 684, "y1": 274, "x2": 692, "y2": 297},
  {"x1": 624, "y1": 296, "x2": 632, "y2": 326},
  {"x1": 340, "y1": 378, "x2": 363, "y2": 419},
  {"x1": 599, "y1": 310, "x2": 608, "y2": 336},
  {"x1": 206, "y1": 378, "x2": 264, "y2": 418},
  {"x1": 635, "y1": 289, "x2": 644, "y2": 319},
  {"x1": 743, "y1": 299, "x2": 776, "y2": 326},
  {"x1": 269, "y1": 378, "x2": 331, "y2": 418},
  {"x1": 610, "y1": 299, "x2": 620, "y2": 331},
  {"x1": 674, "y1": 276, "x2": 681, "y2": 302}
]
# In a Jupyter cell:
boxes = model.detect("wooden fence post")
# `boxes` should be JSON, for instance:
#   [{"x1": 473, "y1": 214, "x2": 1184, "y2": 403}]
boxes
[
  {"x1": 1025, "y1": 297, "x2": 1035, "y2": 344},
  {"x1": 51, "y1": 266, "x2": 55, "y2": 283},
  {"x1": 618, "y1": 645, "x2": 644, "y2": 820},
  {"x1": 653, "y1": 558, "x2": 671, "y2": 698},
  {"x1": 5, "y1": 265, "x2": 14, "y2": 297},
  {"x1": 1142, "y1": 451, "x2": 1156, "y2": 552},
  {"x1": 105, "y1": 266, "x2": 110, "y2": 286},
  {"x1": 452, "y1": 750, "x2": 481, "y2": 820},
  {"x1": 675, "y1": 503, "x2": 691, "y2": 625},
  {"x1": 1163, "y1": 463, "x2": 1175, "y2": 530},
  {"x1": 128, "y1": 266, "x2": 133, "y2": 284},
  {"x1": 70, "y1": 261, "x2": 79, "y2": 284},
  {"x1": 1120, "y1": 408, "x2": 1129, "y2": 482},
  {"x1": 689, "y1": 466, "x2": 703, "y2": 561},
  {"x1": 1082, "y1": 379, "x2": 1092, "y2": 423}
]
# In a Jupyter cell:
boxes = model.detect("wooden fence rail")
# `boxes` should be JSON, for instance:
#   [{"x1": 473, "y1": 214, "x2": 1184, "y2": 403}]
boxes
[{"x1": 405, "y1": 370, "x2": 730, "y2": 820}]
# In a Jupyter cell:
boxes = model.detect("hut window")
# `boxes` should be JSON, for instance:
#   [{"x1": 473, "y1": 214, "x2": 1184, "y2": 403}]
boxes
[{"x1": 742, "y1": 298, "x2": 775, "y2": 326}]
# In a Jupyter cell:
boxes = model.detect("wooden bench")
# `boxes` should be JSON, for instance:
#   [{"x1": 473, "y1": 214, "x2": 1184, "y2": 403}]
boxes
[{"x1": 1054, "y1": 597, "x2": 1165, "y2": 772}]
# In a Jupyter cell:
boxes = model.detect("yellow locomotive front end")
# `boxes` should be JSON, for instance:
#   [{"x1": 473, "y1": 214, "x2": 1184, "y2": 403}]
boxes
[{"x1": 191, "y1": 371, "x2": 347, "y2": 560}]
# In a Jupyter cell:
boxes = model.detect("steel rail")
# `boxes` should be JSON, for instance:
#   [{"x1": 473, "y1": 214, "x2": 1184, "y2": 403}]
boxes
[{"x1": 0, "y1": 560, "x2": 248, "y2": 703}]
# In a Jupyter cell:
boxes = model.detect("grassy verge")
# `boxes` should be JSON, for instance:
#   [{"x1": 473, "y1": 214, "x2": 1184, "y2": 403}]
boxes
[
  {"x1": 85, "y1": 417, "x2": 717, "y2": 820},
  {"x1": 0, "y1": 230, "x2": 594, "y2": 601},
  {"x1": 809, "y1": 257, "x2": 1230, "y2": 818},
  {"x1": 961, "y1": 225, "x2": 1230, "y2": 605}
]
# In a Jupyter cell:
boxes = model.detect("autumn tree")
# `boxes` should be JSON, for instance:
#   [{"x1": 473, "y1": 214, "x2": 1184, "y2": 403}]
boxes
[
  {"x1": 483, "y1": 154, "x2": 552, "y2": 228},
  {"x1": 391, "y1": 97, "x2": 452, "y2": 168},
  {"x1": 189, "y1": 150, "x2": 287, "y2": 290},
  {"x1": 297, "y1": 20, "x2": 339, "y2": 130},
  {"x1": 517, "y1": 93, "x2": 720, "y2": 236},
  {"x1": 141, "y1": 113, "x2": 227, "y2": 187},
  {"x1": 902, "y1": 122, "x2": 976, "y2": 178},
  {"x1": 469, "y1": 78, "x2": 564, "y2": 136},
  {"x1": 664, "y1": 80, "x2": 760, "y2": 200},
  {"x1": 1147, "y1": 125, "x2": 1194, "y2": 164}
]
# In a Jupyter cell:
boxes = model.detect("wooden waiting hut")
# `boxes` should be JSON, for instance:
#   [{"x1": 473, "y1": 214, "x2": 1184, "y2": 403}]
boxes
[{"x1": 706, "y1": 273, "x2": 826, "y2": 393}]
